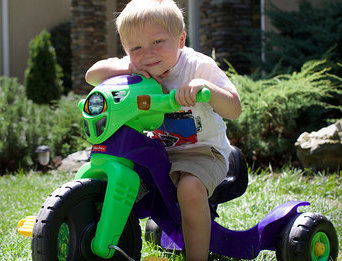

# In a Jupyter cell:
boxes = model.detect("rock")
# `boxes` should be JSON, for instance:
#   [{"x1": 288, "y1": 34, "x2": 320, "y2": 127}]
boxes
[
  {"x1": 52, "y1": 156, "x2": 63, "y2": 168},
  {"x1": 295, "y1": 120, "x2": 342, "y2": 171},
  {"x1": 58, "y1": 147, "x2": 92, "y2": 172}
]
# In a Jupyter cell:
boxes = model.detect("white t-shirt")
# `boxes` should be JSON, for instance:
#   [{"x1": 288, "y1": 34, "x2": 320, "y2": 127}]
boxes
[{"x1": 149, "y1": 46, "x2": 239, "y2": 171}]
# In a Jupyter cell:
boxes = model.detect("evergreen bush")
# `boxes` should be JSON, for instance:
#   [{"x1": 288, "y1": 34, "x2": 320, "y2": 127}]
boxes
[
  {"x1": 48, "y1": 94, "x2": 89, "y2": 158},
  {"x1": 0, "y1": 77, "x2": 44, "y2": 172},
  {"x1": 245, "y1": 0, "x2": 342, "y2": 77},
  {"x1": 0, "y1": 77, "x2": 87, "y2": 174},
  {"x1": 50, "y1": 22, "x2": 72, "y2": 94},
  {"x1": 25, "y1": 30, "x2": 63, "y2": 104},
  {"x1": 226, "y1": 60, "x2": 342, "y2": 167}
]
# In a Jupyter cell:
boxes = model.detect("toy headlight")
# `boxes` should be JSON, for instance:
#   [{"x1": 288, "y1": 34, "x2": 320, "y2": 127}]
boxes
[{"x1": 84, "y1": 92, "x2": 107, "y2": 115}]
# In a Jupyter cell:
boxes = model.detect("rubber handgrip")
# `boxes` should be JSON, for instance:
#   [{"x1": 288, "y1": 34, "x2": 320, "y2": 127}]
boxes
[{"x1": 196, "y1": 87, "x2": 211, "y2": 103}]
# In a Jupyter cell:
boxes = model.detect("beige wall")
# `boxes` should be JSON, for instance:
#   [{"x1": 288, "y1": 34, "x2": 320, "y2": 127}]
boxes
[{"x1": 0, "y1": 0, "x2": 70, "y2": 82}]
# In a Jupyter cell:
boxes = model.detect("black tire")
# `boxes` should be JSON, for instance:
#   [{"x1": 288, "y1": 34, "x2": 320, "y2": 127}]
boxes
[
  {"x1": 31, "y1": 179, "x2": 142, "y2": 261},
  {"x1": 276, "y1": 212, "x2": 338, "y2": 261}
]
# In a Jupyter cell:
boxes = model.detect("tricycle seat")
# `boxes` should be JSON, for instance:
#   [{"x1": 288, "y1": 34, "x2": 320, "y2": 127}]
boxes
[
  {"x1": 209, "y1": 146, "x2": 248, "y2": 205},
  {"x1": 145, "y1": 146, "x2": 249, "y2": 245}
]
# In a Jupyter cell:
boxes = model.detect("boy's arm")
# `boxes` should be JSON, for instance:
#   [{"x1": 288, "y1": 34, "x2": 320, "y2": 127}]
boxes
[
  {"x1": 176, "y1": 78, "x2": 241, "y2": 120},
  {"x1": 85, "y1": 57, "x2": 133, "y2": 86},
  {"x1": 206, "y1": 80, "x2": 241, "y2": 120}
]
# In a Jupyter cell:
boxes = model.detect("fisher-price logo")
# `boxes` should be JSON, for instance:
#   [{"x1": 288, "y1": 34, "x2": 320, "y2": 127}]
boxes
[{"x1": 92, "y1": 145, "x2": 107, "y2": 152}]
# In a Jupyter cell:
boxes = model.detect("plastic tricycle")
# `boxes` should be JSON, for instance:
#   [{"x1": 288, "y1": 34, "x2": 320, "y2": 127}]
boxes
[{"x1": 18, "y1": 74, "x2": 338, "y2": 260}]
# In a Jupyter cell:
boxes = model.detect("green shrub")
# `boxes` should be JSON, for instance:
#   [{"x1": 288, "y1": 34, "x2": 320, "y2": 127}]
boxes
[
  {"x1": 0, "y1": 76, "x2": 88, "y2": 174},
  {"x1": 226, "y1": 60, "x2": 342, "y2": 167},
  {"x1": 48, "y1": 94, "x2": 89, "y2": 158},
  {"x1": 25, "y1": 30, "x2": 63, "y2": 104},
  {"x1": 50, "y1": 22, "x2": 72, "y2": 94},
  {"x1": 245, "y1": 0, "x2": 342, "y2": 77},
  {"x1": 0, "y1": 77, "x2": 44, "y2": 172}
]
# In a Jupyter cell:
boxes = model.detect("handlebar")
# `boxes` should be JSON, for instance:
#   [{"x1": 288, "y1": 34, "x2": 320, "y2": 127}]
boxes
[
  {"x1": 196, "y1": 87, "x2": 211, "y2": 103},
  {"x1": 168, "y1": 86, "x2": 211, "y2": 110},
  {"x1": 79, "y1": 75, "x2": 212, "y2": 142}
]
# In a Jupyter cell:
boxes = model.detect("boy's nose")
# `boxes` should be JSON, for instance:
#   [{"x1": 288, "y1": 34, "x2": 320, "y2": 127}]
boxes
[{"x1": 145, "y1": 46, "x2": 156, "y2": 56}]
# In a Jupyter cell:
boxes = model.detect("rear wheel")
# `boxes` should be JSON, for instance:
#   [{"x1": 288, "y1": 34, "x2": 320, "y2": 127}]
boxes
[
  {"x1": 31, "y1": 179, "x2": 142, "y2": 261},
  {"x1": 276, "y1": 212, "x2": 338, "y2": 261}
]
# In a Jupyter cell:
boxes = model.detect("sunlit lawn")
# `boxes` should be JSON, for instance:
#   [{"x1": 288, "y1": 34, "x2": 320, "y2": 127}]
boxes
[{"x1": 0, "y1": 167, "x2": 341, "y2": 260}]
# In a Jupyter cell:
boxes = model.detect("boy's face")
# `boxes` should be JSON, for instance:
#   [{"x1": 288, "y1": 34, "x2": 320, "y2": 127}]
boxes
[{"x1": 123, "y1": 21, "x2": 186, "y2": 79}]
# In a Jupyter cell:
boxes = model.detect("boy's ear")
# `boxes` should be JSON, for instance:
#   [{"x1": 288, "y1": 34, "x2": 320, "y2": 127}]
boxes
[{"x1": 179, "y1": 31, "x2": 186, "y2": 48}]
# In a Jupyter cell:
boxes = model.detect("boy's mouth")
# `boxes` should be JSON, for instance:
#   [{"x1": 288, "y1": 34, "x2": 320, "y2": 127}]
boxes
[{"x1": 145, "y1": 61, "x2": 160, "y2": 67}]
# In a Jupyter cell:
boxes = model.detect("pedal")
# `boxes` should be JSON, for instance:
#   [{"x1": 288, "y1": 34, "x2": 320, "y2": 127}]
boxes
[{"x1": 18, "y1": 216, "x2": 36, "y2": 238}]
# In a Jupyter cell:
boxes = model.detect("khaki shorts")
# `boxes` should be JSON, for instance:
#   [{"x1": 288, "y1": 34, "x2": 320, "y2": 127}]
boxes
[{"x1": 168, "y1": 146, "x2": 227, "y2": 197}]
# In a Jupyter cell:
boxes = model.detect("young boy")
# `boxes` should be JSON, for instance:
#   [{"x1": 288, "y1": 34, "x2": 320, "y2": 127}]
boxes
[{"x1": 85, "y1": 0, "x2": 241, "y2": 260}]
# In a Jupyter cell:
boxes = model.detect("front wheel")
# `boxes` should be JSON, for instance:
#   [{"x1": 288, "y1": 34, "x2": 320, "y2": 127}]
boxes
[
  {"x1": 31, "y1": 179, "x2": 142, "y2": 261},
  {"x1": 276, "y1": 212, "x2": 338, "y2": 261}
]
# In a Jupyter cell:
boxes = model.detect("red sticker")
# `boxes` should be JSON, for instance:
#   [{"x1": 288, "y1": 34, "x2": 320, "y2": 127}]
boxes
[{"x1": 92, "y1": 145, "x2": 107, "y2": 152}]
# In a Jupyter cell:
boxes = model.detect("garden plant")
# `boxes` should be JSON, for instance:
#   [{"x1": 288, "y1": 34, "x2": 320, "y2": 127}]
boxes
[{"x1": 25, "y1": 30, "x2": 63, "y2": 104}]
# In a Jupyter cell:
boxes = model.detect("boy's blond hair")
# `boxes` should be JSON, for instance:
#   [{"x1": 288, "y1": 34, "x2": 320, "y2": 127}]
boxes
[{"x1": 116, "y1": 0, "x2": 185, "y2": 43}]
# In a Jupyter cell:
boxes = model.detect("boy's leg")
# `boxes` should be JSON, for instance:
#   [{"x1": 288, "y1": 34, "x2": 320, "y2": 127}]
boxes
[{"x1": 176, "y1": 172, "x2": 210, "y2": 261}]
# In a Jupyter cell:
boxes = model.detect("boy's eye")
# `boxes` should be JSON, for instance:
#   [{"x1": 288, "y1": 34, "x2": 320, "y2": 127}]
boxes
[
  {"x1": 131, "y1": 46, "x2": 141, "y2": 52},
  {"x1": 154, "y1": 40, "x2": 164, "y2": 44}
]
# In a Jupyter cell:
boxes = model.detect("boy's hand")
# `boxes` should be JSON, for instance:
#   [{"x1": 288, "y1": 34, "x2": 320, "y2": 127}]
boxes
[
  {"x1": 131, "y1": 65, "x2": 151, "y2": 80},
  {"x1": 132, "y1": 66, "x2": 162, "y2": 84},
  {"x1": 135, "y1": 69, "x2": 162, "y2": 84},
  {"x1": 176, "y1": 78, "x2": 241, "y2": 120},
  {"x1": 176, "y1": 79, "x2": 206, "y2": 107}
]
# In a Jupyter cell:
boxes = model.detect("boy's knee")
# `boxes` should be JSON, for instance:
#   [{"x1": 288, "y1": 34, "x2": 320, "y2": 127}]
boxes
[{"x1": 177, "y1": 173, "x2": 208, "y2": 205}]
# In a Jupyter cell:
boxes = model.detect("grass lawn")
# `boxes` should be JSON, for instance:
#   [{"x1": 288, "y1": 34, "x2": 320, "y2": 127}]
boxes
[{"x1": 0, "y1": 167, "x2": 341, "y2": 260}]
